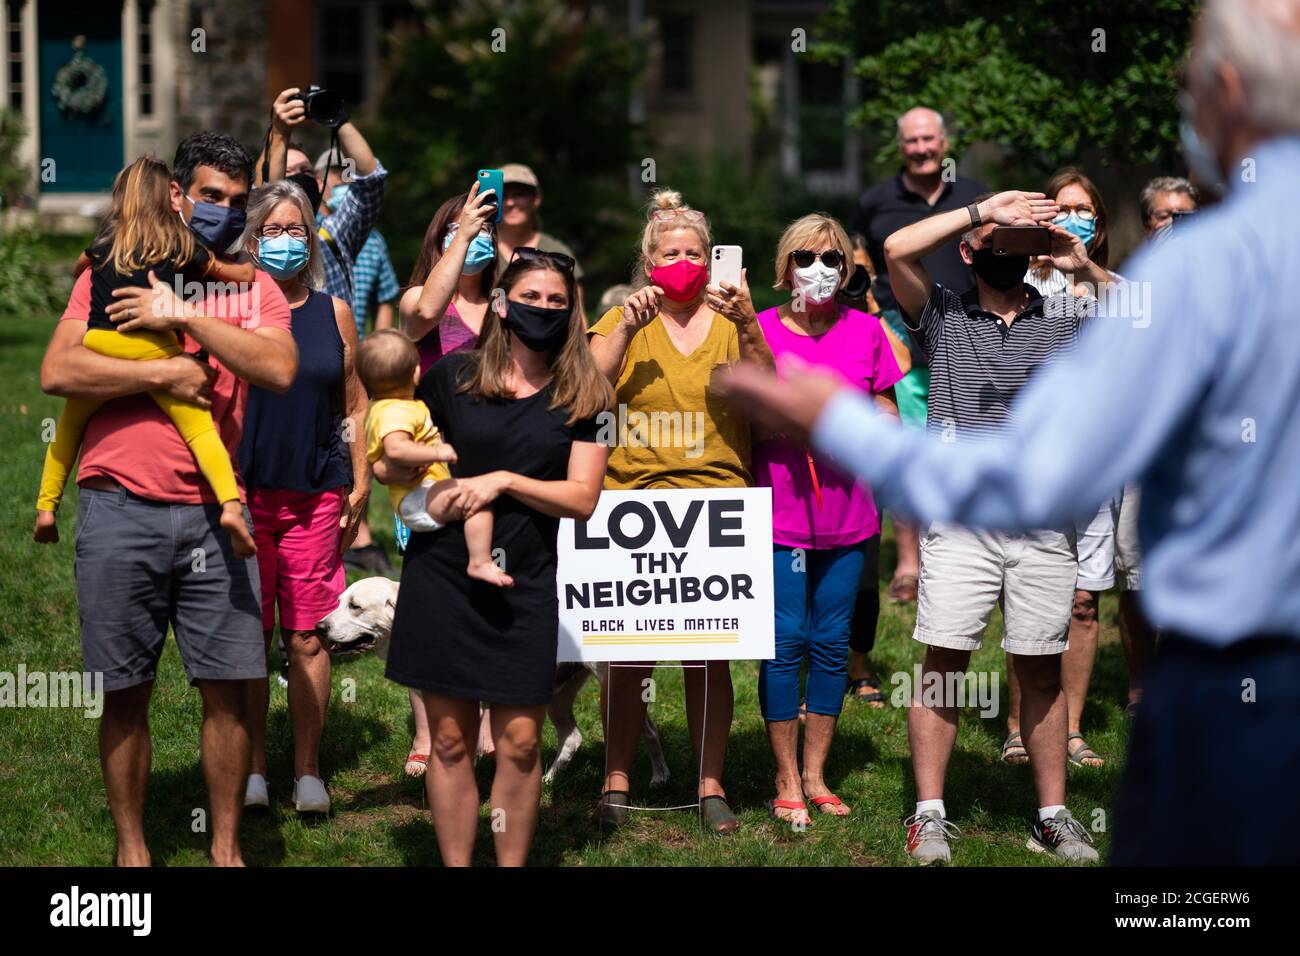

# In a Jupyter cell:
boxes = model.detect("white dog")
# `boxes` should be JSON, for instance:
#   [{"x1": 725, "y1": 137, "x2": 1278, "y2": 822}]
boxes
[{"x1": 317, "y1": 577, "x2": 670, "y2": 786}]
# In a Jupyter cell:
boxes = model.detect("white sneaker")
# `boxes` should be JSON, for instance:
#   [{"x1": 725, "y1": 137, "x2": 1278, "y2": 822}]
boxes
[
  {"x1": 904, "y1": 810, "x2": 961, "y2": 865},
  {"x1": 244, "y1": 773, "x2": 269, "y2": 808},
  {"x1": 293, "y1": 774, "x2": 331, "y2": 814}
]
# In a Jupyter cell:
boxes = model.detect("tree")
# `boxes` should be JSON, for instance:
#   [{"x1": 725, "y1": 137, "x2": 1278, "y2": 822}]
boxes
[
  {"x1": 372, "y1": 0, "x2": 647, "y2": 291},
  {"x1": 815, "y1": 0, "x2": 1199, "y2": 180}
]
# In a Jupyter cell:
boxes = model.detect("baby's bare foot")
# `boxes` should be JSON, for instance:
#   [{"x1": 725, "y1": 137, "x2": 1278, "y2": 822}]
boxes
[
  {"x1": 33, "y1": 510, "x2": 59, "y2": 543},
  {"x1": 220, "y1": 503, "x2": 256, "y2": 558},
  {"x1": 467, "y1": 560, "x2": 513, "y2": 588}
]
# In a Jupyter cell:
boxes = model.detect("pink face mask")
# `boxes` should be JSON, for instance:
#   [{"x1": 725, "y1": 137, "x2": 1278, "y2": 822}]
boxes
[{"x1": 650, "y1": 259, "x2": 708, "y2": 302}]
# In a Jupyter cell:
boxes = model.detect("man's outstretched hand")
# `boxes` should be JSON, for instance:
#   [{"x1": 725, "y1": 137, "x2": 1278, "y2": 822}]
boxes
[{"x1": 716, "y1": 356, "x2": 847, "y2": 445}]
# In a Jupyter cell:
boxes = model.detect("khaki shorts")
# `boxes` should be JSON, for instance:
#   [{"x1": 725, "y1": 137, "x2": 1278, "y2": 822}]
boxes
[
  {"x1": 1114, "y1": 481, "x2": 1142, "y2": 591},
  {"x1": 1075, "y1": 495, "x2": 1119, "y2": 592},
  {"x1": 914, "y1": 522, "x2": 1077, "y2": 656}
]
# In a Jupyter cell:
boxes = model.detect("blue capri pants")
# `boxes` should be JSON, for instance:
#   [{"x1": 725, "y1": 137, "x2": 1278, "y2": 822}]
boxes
[{"x1": 759, "y1": 541, "x2": 868, "y2": 721}]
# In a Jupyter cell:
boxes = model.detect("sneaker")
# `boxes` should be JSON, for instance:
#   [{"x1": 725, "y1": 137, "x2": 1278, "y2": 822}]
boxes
[
  {"x1": 1028, "y1": 809, "x2": 1100, "y2": 862},
  {"x1": 244, "y1": 773, "x2": 269, "y2": 809},
  {"x1": 293, "y1": 774, "x2": 331, "y2": 814},
  {"x1": 904, "y1": 810, "x2": 960, "y2": 865},
  {"x1": 343, "y1": 543, "x2": 393, "y2": 575}
]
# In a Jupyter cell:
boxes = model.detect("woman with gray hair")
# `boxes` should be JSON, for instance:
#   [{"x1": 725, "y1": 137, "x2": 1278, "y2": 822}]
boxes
[{"x1": 236, "y1": 178, "x2": 369, "y2": 815}]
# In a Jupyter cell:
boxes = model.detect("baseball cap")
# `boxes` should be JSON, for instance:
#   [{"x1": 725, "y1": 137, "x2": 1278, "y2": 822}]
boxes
[{"x1": 502, "y1": 163, "x2": 540, "y2": 189}]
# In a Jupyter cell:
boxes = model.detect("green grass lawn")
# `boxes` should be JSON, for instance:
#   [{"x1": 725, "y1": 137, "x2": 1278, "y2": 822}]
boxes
[{"x1": 0, "y1": 311, "x2": 1129, "y2": 866}]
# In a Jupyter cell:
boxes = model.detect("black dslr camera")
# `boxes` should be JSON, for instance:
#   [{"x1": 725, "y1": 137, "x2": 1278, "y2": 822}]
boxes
[{"x1": 292, "y1": 85, "x2": 347, "y2": 128}]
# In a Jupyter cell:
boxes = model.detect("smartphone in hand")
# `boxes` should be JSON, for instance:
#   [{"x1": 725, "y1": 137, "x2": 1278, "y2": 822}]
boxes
[
  {"x1": 990, "y1": 226, "x2": 1051, "y2": 257},
  {"x1": 711, "y1": 245, "x2": 743, "y2": 289},
  {"x1": 477, "y1": 169, "x2": 504, "y2": 223}
]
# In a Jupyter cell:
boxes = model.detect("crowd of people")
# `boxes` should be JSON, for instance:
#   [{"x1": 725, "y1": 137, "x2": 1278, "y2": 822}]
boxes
[{"x1": 31, "y1": 0, "x2": 1298, "y2": 868}]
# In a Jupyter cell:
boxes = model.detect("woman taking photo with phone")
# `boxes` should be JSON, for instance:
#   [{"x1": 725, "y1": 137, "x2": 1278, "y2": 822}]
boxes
[
  {"x1": 587, "y1": 188, "x2": 773, "y2": 835},
  {"x1": 381, "y1": 251, "x2": 611, "y2": 866},
  {"x1": 1000, "y1": 168, "x2": 1121, "y2": 770},
  {"x1": 752, "y1": 214, "x2": 902, "y2": 825},
  {"x1": 401, "y1": 180, "x2": 498, "y2": 375}
]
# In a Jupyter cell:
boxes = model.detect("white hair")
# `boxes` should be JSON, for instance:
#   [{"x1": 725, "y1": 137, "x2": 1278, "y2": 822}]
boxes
[
  {"x1": 896, "y1": 107, "x2": 947, "y2": 143},
  {"x1": 1194, "y1": 0, "x2": 1300, "y2": 133}
]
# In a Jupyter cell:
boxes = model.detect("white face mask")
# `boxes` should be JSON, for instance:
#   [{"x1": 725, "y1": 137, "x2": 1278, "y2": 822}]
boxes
[{"x1": 792, "y1": 262, "x2": 841, "y2": 305}]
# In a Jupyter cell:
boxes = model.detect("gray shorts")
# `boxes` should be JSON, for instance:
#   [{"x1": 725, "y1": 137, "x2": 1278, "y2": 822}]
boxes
[
  {"x1": 914, "y1": 522, "x2": 1077, "y2": 656},
  {"x1": 74, "y1": 485, "x2": 266, "y2": 692}
]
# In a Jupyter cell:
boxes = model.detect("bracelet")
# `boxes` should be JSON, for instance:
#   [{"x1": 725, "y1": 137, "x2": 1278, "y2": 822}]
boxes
[{"x1": 967, "y1": 202, "x2": 982, "y2": 228}]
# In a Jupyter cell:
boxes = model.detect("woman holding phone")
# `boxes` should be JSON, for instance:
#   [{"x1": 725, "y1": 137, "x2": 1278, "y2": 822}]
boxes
[
  {"x1": 381, "y1": 251, "x2": 611, "y2": 866},
  {"x1": 587, "y1": 188, "x2": 773, "y2": 835},
  {"x1": 401, "y1": 181, "x2": 499, "y2": 376}
]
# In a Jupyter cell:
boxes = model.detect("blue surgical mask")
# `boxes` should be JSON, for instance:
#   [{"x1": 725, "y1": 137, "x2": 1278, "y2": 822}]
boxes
[
  {"x1": 444, "y1": 229, "x2": 496, "y2": 276},
  {"x1": 1057, "y1": 212, "x2": 1096, "y2": 248},
  {"x1": 181, "y1": 194, "x2": 247, "y2": 253},
  {"x1": 257, "y1": 234, "x2": 310, "y2": 279},
  {"x1": 324, "y1": 183, "x2": 350, "y2": 212}
]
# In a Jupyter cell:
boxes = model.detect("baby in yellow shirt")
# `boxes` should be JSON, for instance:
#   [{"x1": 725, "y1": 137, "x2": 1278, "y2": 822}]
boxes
[{"x1": 357, "y1": 330, "x2": 512, "y2": 588}]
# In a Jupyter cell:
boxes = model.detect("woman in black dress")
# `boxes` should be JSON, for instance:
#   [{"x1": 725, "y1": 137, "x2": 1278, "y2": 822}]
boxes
[{"x1": 380, "y1": 251, "x2": 611, "y2": 866}]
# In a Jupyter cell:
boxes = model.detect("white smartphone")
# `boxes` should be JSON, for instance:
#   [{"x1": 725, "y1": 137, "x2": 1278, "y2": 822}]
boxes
[{"x1": 710, "y1": 245, "x2": 743, "y2": 289}]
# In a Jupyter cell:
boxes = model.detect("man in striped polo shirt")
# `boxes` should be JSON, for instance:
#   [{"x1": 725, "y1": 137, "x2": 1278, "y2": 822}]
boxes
[{"x1": 881, "y1": 190, "x2": 1114, "y2": 864}]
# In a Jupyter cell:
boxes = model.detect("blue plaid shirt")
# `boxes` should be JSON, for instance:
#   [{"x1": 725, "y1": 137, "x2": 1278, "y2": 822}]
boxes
[
  {"x1": 315, "y1": 159, "x2": 387, "y2": 307},
  {"x1": 351, "y1": 230, "x2": 401, "y2": 338}
]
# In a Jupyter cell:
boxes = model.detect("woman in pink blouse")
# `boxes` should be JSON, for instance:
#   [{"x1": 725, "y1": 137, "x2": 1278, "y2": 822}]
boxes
[{"x1": 754, "y1": 214, "x2": 902, "y2": 826}]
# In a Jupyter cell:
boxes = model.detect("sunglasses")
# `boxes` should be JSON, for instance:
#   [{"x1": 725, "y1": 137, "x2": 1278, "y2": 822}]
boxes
[
  {"x1": 511, "y1": 246, "x2": 575, "y2": 272},
  {"x1": 790, "y1": 249, "x2": 844, "y2": 270}
]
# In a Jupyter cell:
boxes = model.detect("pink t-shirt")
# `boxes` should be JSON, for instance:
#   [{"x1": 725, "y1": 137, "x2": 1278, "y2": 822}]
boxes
[
  {"x1": 60, "y1": 268, "x2": 293, "y2": 504},
  {"x1": 754, "y1": 305, "x2": 903, "y2": 549},
  {"x1": 416, "y1": 302, "x2": 479, "y2": 377}
]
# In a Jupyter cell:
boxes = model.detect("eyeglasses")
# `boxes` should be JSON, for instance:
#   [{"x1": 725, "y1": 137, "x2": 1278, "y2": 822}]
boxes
[
  {"x1": 511, "y1": 246, "x2": 575, "y2": 272},
  {"x1": 1053, "y1": 205, "x2": 1097, "y2": 222},
  {"x1": 790, "y1": 249, "x2": 844, "y2": 270},
  {"x1": 260, "y1": 224, "x2": 309, "y2": 240},
  {"x1": 651, "y1": 209, "x2": 706, "y2": 223}
]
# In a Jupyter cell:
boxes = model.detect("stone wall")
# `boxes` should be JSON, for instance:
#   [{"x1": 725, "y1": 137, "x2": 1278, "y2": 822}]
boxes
[{"x1": 167, "y1": 0, "x2": 272, "y2": 155}]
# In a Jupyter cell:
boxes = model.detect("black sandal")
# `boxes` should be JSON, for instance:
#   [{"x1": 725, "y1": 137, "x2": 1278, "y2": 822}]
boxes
[
  {"x1": 700, "y1": 794, "x2": 740, "y2": 835},
  {"x1": 846, "y1": 677, "x2": 886, "y2": 706},
  {"x1": 595, "y1": 790, "x2": 631, "y2": 831}
]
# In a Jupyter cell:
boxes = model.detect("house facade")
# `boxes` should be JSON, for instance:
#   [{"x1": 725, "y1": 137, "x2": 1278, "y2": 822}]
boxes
[{"x1": 1, "y1": 0, "x2": 850, "y2": 228}]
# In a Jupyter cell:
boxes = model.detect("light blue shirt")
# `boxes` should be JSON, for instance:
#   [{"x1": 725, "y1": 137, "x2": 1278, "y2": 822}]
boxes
[{"x1": 814, "y1": 135, "x2": 1300, "y2": 646}]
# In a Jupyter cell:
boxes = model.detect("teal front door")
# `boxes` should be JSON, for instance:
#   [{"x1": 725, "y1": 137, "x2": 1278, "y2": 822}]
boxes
[{"x1": 39, "y1": 1, "x2": 123, "y2": 193}]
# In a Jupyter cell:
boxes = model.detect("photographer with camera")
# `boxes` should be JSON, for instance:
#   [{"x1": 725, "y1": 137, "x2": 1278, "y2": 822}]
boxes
[
  {"x1": 257, "y1": 86, "x2": 386, "y2": 308},
  {"x1": 258, "y1": 85, "x2": 392, "y2": 573}
]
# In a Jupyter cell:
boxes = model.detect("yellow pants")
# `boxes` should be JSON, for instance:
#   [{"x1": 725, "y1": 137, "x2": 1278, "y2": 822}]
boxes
[{"x1": 36, "y1": 328, "x2": 239, "y2": 511}]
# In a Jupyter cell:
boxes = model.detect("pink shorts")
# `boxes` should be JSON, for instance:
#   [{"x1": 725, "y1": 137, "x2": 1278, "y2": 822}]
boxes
[{"x1": 248, "y1": 486, "x2": 346, "y2": 633}]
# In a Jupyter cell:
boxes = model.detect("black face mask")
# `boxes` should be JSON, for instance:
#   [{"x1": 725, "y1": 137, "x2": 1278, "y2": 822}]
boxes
[
  {"x1": 502, "y1": 300, "x2": 571, "y2": 352},
  {"x1": 970, "y1": 247, "x2": 1029, "y2": 291}
]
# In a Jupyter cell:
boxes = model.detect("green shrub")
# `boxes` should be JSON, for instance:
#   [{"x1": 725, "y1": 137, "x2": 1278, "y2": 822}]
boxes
[{"x1": 0, "y1": 229, "x2": 72, "y2": 318}]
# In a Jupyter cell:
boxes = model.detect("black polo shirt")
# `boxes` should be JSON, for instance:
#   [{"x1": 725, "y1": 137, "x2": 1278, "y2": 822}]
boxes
[
  {"x1": 905, "y1": 283, "x2": 1082, "y2": 439},
  {"x1": 850, "y1": 173, "x2": 987, "y2": 313}
]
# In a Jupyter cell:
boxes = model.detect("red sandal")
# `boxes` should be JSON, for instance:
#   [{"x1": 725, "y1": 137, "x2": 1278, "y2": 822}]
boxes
[
  {"x1": 809, "y1": 794, "x2": 850, "y2": 815},
  {"x1": 404, "y1": 753, "x2": 429, "y2": 778},
  {"x1": 767, "y1": 798, "x2": 810, "y2": 825}
]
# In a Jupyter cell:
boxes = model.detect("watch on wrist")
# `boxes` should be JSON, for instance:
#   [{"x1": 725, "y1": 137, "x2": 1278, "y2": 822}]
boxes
[{"x1": 967, "y1": 202, "x2": 982, "y2": 228}]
